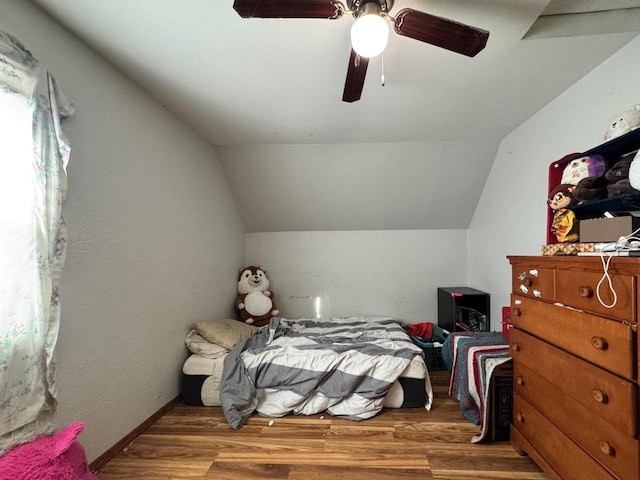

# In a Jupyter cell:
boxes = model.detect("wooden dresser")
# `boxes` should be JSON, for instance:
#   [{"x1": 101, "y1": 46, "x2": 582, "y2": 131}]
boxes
[{"x1": 508, "y1": 255, "x2": 639, "y2": 480}]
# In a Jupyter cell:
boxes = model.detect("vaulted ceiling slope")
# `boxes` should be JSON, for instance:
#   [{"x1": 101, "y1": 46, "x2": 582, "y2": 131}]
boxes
[{"x1": 30, "y1": 0, "x2": 640, "y2": 232}]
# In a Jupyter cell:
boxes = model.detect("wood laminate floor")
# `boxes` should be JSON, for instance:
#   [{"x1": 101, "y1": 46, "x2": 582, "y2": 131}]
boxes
[{"x1": 96, "y1": 370, "x2": 547, "y2": 480}]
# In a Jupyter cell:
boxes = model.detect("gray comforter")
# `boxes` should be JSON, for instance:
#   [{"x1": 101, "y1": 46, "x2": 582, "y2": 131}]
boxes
[{"x1": 220, "y1": 316, "x2": 423, "y2": 429}]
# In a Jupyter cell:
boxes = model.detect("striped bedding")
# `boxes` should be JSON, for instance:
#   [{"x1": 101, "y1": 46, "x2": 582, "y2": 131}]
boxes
[
  {"x1": 220, "y1": 316, "x2": 426, "y2": 429},
  {"x1": 444, "y1": 332, "x2": 511, "y2": 443}
]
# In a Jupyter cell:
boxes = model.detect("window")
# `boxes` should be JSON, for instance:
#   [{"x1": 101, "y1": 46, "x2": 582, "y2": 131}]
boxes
[{"x1": 0, "y1": 30, "x2": 73, "y2": 437}]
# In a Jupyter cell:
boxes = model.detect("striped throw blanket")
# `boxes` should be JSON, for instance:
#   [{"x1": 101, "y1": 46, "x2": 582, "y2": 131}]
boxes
[
  {"x1": 220, "y1": 316, "x2": 424, "y2": 429},
  {"x1": 445, "y1": 332, "x2": 510, "y2": 443}
]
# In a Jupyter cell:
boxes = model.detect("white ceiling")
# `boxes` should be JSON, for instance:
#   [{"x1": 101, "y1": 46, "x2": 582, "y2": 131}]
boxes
[{"x1": 28, "y1": 0, "x2": 640, "y2": 232}]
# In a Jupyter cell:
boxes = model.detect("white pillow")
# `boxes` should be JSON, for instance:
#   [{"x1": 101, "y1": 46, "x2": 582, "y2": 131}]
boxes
[
  {"x1": 185, "y1": 329, "x2": 228, "y2": 359},
  {"x1": 193, "y1": 318, "x2": 258, "y2": 350}
]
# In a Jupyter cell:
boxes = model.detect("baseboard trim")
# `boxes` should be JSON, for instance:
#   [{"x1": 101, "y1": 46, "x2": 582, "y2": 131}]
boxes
[{"x1": 89, "y1": 395, "x2": 181, "y2": 473}]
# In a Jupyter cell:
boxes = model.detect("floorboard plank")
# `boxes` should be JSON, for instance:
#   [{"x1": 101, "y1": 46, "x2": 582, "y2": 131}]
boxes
[{"x1": 288, "y1": 465, "x2": 435, "y2": 479}]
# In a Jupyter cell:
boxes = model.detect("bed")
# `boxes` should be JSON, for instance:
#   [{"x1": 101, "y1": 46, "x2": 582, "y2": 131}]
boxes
[{"x1": 181, "y1": 316, "x2": 433, "y2": 428}]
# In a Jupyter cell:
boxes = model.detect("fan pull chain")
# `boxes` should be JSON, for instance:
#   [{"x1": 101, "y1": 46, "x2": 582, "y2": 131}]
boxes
[{"x1": 380, "y1": 52, "x2": 385, "y2": 86}]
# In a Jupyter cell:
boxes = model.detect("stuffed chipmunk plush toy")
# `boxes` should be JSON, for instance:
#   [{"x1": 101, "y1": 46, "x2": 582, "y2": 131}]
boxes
[
  {"x1": 548, "y1": 184, "x2": 579, "y2": 243},
  {"x1": 235, "y1": 266, "x2": 279, "y2": 327}
]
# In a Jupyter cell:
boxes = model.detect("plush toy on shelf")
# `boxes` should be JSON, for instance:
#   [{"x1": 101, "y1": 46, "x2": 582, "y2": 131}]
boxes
[
  {"x1": 629, "y1": 150, "x2": 640, "y2": 190},
  {"x1": 561, "y1": 154, "x2": 607, "y2": 186},
  {"x1": 605, "y1": 154, "x2": 636, "y2": 197},
  {"x1": 235, "y1": 266, "x2": 279, "y2": 327},
  {"x1": 548, "y1": 184, "x2": 579, "y2": 243},
  {"x1": 574, "y1": 176, "x2": 608, "y2": 203},
  {"x1": 563, "y1": 154, "x2": 609, "y2": 204},
  {"x1": 604, "y1": 104, "x2": 640, "y2": 141}
]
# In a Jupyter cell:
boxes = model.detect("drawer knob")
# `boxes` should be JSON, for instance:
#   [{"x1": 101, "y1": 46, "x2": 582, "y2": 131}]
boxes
[
  {"x1": 579, "y1": 286, "x2": 594, "y2": 298},
  {"x1": 591, "y1": 337, "x2": 608, "y2": 350},
  {"x1": 512, "y1": 307, "x2": 521, "y2": 317},
  {"x1": 511, "y1": 343, "x2": 520, "y2": 352},
  {"x1": 592, "y1": 389, "x2": 609, "y2": 404},
  {"x1": 522, "y1": 278, "x2": 532, "y2": 287},
  {"x1": 515, "y1": 412, "x2": 524, "y2": 423},
  {"x1": 598, "y1": 440, "x2": 614, "y2": 456},
  {"x1": 515, "y1": 376, "x2": 525, "y2": 386}
]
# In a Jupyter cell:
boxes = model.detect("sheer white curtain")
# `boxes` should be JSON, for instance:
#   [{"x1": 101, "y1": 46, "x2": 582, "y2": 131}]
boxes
[{"x1": 0, "y1": 31, "x2": 73, "y2": 437}]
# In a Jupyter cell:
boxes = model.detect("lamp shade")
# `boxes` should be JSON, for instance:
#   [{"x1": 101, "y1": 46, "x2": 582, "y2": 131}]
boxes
[{"x1": 350, "y1": 13, "x2": 389, "y2": 58}]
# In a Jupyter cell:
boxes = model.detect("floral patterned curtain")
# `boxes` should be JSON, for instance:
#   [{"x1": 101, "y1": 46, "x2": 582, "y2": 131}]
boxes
[{"x1": 0, "y1": 31, "x2": 74, "y2": 437}]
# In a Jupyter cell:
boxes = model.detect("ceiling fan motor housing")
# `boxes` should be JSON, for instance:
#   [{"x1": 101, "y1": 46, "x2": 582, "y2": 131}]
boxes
[{"x1": 348, "y1": 0, "x2": 394, "y2": 16}]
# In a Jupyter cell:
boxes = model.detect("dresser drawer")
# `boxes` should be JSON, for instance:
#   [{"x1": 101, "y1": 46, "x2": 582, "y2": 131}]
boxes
[
  {"x1": 514, "y1": 362, "x2": 639, "y2": 480},
  {"x1": 555, "y1": 269, "x2": 635, "y2": 322},
  {"x1": 512, "y1": 392, "x2": 616, "y2": 480},
  {"x1": 511, "y1": 265, "x2": 555, "y2": 301},
  {"x1": 510, "y1": 329, "x2": 637, "y2": 437},
  {"x1": 511, "y1": 294, "x2": 635, "y2": 380}
]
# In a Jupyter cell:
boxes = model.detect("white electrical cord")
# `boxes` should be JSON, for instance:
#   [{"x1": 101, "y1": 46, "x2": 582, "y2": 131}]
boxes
[
  {"x1": 596, "y1": 226, "x2": 640, "y2": 308},
  {"x1": 597, "y1": 251, "x2": 618, "y2": 308}
]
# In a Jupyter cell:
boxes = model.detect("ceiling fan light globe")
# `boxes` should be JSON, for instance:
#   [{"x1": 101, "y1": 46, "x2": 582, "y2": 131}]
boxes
[{"x1": 350, "y1": 14, "x2": 389, "y2": 58}]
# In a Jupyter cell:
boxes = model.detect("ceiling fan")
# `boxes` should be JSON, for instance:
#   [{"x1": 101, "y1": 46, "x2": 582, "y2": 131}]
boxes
[{"x1": 233, "y1": 0, "x2": 489, "y2": 102}]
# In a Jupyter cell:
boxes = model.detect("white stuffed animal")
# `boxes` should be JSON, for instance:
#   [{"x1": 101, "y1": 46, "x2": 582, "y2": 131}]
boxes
[
  {"x1": 604, "y1": 104, "x2": 640, "y2": 141},
  {"x1": 628, "y1": 150, "x2": 640, "y2": 191}
]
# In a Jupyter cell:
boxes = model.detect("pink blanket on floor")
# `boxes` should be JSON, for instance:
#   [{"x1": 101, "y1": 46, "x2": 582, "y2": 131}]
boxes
[{"x1": 0, "y1": 422, "x2": 97, "y2": 480}]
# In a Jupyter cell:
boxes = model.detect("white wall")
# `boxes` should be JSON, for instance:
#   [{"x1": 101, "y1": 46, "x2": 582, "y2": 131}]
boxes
[
  {"x1": 219, "y1": 141, "x2": 499, "y2": 232},
  {"x1": 1, "y1": 0, "x2": 245, "y2": 462},
  {"x1": 246, "y1": 230, "x2": 468, "y2": 323},
  {"x1": 469, "y1": 34, "x2": 640, "y2": 329}
]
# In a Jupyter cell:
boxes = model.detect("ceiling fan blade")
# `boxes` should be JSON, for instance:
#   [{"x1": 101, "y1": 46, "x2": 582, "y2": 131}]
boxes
[
  {"x1": 394, "y1": 8, "x2": 489, "y2": 57},
  {"x1": 342, "y1": 49, "x2": 369, "y2": 103},
  {"x1": 233, "y1": 0, "x2": 343, "y2": 19}
]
